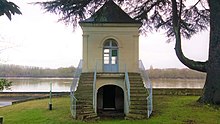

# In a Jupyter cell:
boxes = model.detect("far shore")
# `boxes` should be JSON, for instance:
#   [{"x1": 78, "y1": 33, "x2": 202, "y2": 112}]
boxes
[{"x1": 0, "y1": 76, "x2": 74, "y2": 78}]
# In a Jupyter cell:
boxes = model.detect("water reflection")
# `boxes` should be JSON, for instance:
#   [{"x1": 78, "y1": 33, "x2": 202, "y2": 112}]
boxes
[
  {"x1": 3, "y1": 78, "x2": 72, "y2": 92},
  {"x1": 2, "y1": 78, "x2": 205, "y2": 92},
  {"x1": 152, "y1": 79, "x2": 205, "y2": 89},
  {"x1": 0, "y1": 102, "x2": 12, "y2": 107}
]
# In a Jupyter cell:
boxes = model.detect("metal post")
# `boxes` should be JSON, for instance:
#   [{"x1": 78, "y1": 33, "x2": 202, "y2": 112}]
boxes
[
  {"x1": 0, "y1": 116, "x2": 3, "y2": 124},
  {"x1": 49, "y1": 82, "x2": 52, "y2": 110}
]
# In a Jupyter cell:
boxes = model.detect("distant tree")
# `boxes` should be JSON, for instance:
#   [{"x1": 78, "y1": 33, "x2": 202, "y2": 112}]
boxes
[
  {"x1": 35, "y1": 0, "x2": 220, "y2": 105},
  {"x1": 0, "y1": 0, "x2": 22, "y2": 20},
  {"x1": 149, "y1": 65, "x2": 154, "y2": 70},
  {"x1": 0, "y1": 78, "x2": 12, "y2": 91}
]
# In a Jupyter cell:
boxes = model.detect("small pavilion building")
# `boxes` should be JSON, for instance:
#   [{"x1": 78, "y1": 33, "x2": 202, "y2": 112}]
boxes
[{"x1": 70, "y1": 0, "x2": 152, "y2": 120}]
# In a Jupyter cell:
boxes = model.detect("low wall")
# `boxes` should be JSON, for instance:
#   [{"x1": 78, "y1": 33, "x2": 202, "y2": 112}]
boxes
[
  {"x1": 0, "y1": 92, "x2": 69, "y2": 105},
  {"x1": 1, "y1": 89, "x2": 202, "y2": 97},
  {"x1": 153, "y1": 88, "x2": 202, "y2": 96},
  {"x1": 0, "y1": 89, "x2": 202, "y2": 106},
  {"x1": 0, "y1": 92, "x2": 69, "y2": 96}
]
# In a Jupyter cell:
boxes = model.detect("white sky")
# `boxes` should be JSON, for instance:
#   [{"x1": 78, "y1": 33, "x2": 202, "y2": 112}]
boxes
[{"x1": 0, "y1": 0, "x2": 209, "y2": 69}]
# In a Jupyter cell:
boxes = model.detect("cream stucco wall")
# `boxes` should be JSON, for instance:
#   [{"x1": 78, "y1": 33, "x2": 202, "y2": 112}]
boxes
[{"x1": 80, "y1": 23, "x2": 141, "y2": 73}]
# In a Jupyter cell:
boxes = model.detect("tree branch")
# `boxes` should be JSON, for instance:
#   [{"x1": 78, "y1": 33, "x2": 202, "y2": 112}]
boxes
[
  {"x1": 191, "y1": 0, "x2": 201, "y2": 9},
  {"x1": 171, "y1": 0, "x2": 208, "y2": 72}
]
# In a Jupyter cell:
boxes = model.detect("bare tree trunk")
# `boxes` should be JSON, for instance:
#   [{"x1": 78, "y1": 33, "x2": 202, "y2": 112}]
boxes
[
  {"x1": 172, "y1": 0, "x2": 220, "y2": 104},
  {"x1": 171, "y1": 0, "x2": 207, "y2": 73},
  {"x1": 198, "y1": 0, "x2": 220, "y2": 104}
]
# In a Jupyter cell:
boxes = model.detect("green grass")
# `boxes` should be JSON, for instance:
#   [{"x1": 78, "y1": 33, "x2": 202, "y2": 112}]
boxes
[{"x1": 0, "y1": 95, "x2": 220, "y2": 124}]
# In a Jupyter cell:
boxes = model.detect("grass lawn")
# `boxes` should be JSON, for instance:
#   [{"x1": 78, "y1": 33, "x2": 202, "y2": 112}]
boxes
[{"x1": 0, "y1": 95, "x2": 220, "y2": 124}]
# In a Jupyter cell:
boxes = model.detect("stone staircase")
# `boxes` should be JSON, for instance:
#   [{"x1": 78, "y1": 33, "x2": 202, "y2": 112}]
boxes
[
  {"x1": 74, "y1": 72, "x2": 99, "y2": 121},
  {"x1": 125, "y1": 73, "x2": 148, "y2": 119},
  {"x1": 74, "y1": 72, "x2": 149, "y2": 120}
]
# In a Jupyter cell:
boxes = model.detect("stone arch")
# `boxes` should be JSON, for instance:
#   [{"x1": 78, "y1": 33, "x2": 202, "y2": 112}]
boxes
[{"x1": 97, "y1": 84, "x2": 125, "y2": 116}]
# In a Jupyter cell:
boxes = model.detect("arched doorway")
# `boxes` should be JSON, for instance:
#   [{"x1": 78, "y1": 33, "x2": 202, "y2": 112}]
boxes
[
  {"x1": 103, "y1": 39, "x2": 118, "y2": 72},
  {"x1": 97, "y1": 85, "x2": 124, "y2": 118}
]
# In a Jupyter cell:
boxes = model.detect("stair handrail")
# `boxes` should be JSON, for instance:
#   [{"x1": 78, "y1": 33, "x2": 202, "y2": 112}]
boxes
[
  {"x1": 93, "y1": 62, "x2": 97, "y2": 113},
  {"x1": 70, "y1": 59, "x2": 83, "y2": 119},
  {"x1": 138, "y1": 60, "x2": 153, "y2": 118},
  {"x1": 124, "y1": 64, "x2": 130, "y2": 110}
]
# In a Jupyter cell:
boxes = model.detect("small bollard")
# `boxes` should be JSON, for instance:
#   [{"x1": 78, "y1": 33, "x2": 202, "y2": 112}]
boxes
[
  {"x1": 49, "y1": 82, "x2": 52, "y2": 110},
  {"x1": 48, "y1": 103, "x2": 52, "y2": 110},
  {"x1": 0, "y1": 116, "x2": 3, "y2": 124}
]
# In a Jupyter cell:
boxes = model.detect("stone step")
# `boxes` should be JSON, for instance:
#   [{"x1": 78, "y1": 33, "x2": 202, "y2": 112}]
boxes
[
  {"x1": 75, "y1": 90, "x2": 93, "y2": 93},
  {"x1": 129, "y1": 78, "x2": 143, "y2": 81},
  {"x1": 130, "y1": 82, "x2": 144, "y2": 85},
  {"x1": 130, "y1": 93, "x2": 148, "y2": 97},
  {"x1": 130, "y1": 87, "x2": 146, "y2": 90},
  {"x1": 79, "y1": 80, "x2": 94, "y2": 83},
  {"x1": 77, "y1": 112, "x2": 98, "y2": 120},
  {"x1": 75, "y1": 86, "x2": 93, "y2": 91},
  {"x1": 130, "y1": 100, "x2": 147, "y2": 105},
  {"x1": 130, "y1": 96, "x2": 147, "y2": 101},
  {"x1": 84, "y1": 113, "x2": 99, "y2": 120},
  {"x1": 98, "y1": 111, "x2": 125, "y2": 119},
  {"x1": 130, "y1": 84, "x2": 144, "y2": 87},
  {"x1": 77, "y1": 87, "x2": 93, "y2": 91},
  {"x1": 76, "y1": 86, "x2": 93, "y2": 90},
  {"x1": 76, "y1": 102, "x2": 93, "y2": 107},
  {"x1": 80, "y1": 72, "x2": 94, "y2": 76},
  {"x1": 125, "y1": 113, "x2": 147, "y2": 120},
  {"x1": 129, "y1": 109, "x2": 148, "y2": 115},
  {"x1": 79, "y1": 78, "x2": 94, "y2": 81},
  {"x1": 76, "y1": 97, "x2": 93, "y2": 101},
  {"x1": 76, "y1": 104, "x2": 93, "y2": 108},
  {"x1": 75, "y1": 87, "x2": 93, "y2": 91},
  {"x1": 130, "y1": 89, "x2": 148, "y2": 94},
  {"x1": 130, "y1": 85, "x2": 146, "y2": 88},
  {"x1": 75, "y1": 91, "x2": 93, "y2": 95},
  {"x1": 128, "y1": 73, "x2": 141, "y2": 76},
  {"x1": 76, "y1": 98, "x2": 93, "y2": 102},
  {"x1": 130, "y1": 105, "x2": 148, "y2": 110},
  {"x1": 77, "y1": 85, "x2": 93, "y2": 89},
  {"x1": 79, "y1": 76, "x2": 94, "y2": 79},
  {"x1": 130, "y1": 89, "x2": 147, "y2": 94},
  {"x1": 76, "y1": 109, "x2": 94, "y2": 114}
]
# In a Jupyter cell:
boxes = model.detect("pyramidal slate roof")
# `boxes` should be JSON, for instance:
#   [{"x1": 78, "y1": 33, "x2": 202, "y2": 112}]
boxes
[{"x1": 80, "y1": 0, "x2": 141, "y2": 24}]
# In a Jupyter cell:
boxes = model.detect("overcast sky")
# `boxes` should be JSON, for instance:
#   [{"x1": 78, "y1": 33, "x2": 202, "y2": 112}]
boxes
[{"x1": 0, "y1": 0, "x2": 209, "y2": 69}]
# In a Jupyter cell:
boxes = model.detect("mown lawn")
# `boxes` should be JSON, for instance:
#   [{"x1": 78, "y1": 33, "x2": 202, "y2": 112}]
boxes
[{"x1": 0, "y1": 95, "x2": 220, "y2": 124}]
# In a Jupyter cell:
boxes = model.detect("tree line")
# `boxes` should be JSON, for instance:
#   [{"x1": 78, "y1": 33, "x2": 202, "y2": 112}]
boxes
[
  {"x1": 0, "y1": 64, "x2": 205, "y2": 79},
  {"x1": 0, "y1": 64, "x2": 75, "y2": 77},
  {"x1": 148, "y1": 68, "x2": 206, "y2": 79}
]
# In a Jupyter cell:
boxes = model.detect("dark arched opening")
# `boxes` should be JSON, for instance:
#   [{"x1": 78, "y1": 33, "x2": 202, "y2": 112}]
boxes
[{"x1": 97, "y1": 85, "x2": 124, "y2": 118}]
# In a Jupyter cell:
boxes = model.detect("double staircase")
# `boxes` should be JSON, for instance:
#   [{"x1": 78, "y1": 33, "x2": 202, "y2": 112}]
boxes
[{"x1": 74, "y1": 72, "x2": 149, "y2": 120}]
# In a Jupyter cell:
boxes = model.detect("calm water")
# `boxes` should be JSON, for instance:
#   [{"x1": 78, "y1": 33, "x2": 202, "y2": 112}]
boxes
[
  {"x1": 2, "y1": 78, "x2": 205, "y2": 92},
  {"x1": 3, "y1": 77, "x2": 73, "y2": 92},
  {"x1": 152, "y1": 78, "x2": 205, "y2": 89}
]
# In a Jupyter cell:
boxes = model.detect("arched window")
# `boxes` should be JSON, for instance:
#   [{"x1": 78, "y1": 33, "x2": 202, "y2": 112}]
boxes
[{"x1": 103, "y1": 39, "x2": 118, "y2": 72}]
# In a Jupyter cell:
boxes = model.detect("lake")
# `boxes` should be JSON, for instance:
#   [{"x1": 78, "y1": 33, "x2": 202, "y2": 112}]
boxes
[
  {"x1": 2, "y1": 78, "x2": 205, "y2": 92},
  {"x1": 3, "y1": 77, "x2": 72, "y2": 92}
]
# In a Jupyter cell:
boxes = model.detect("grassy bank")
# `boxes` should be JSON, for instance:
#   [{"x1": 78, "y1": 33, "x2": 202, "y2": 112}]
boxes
[{"x1": 0, "y1": 95, "x2": 220, "y2": 124}]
